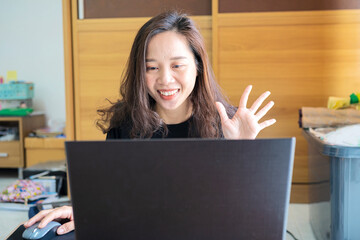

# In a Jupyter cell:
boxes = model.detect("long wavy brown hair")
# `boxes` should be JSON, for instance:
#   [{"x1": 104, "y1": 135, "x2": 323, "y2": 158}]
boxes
[{"x1": 97, "y1": 11, "x2": 235, "y2": 138}]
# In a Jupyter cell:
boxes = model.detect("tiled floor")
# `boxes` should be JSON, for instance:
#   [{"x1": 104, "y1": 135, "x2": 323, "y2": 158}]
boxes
[{"x1": 0, "y1": 169, "x2": 316, "y2": 240}]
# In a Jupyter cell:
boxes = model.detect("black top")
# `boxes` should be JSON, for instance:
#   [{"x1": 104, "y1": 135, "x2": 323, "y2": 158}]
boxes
[{"x1": 106, "y1": 117, "x2": 197, "y2": 139}]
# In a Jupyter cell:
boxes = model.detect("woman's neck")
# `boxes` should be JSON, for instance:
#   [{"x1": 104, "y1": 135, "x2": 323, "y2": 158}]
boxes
[{"x1": 155, "y1": 101, "x2": 193, "y2": 124}]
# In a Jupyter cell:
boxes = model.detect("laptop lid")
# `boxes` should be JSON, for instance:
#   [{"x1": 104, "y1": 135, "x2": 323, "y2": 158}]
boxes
[{"x1": 66, "y1": 138, "x2": 295, "y2": 240}]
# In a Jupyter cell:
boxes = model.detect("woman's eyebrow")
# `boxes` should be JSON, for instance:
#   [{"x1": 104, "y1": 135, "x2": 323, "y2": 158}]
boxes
[
  {"x1": 145, "y1": 56, "x2": 187, "y2": 62},
  {"x1": 170, "y1": 56, "x2": 187, "y2": 60}
]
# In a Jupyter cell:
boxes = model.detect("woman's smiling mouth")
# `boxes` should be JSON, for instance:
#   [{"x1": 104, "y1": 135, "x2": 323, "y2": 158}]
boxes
[{"x1": 158, "y1": 89, "x2": 180, "y2": 99}]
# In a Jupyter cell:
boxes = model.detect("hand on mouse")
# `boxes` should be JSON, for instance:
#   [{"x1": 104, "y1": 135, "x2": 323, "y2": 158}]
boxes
[{"x1": 24, "y1": 206, "x2": 74, "y2": 235}]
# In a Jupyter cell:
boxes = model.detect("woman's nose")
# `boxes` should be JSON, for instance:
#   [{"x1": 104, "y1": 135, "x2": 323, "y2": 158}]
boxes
[{"x1": 158, "y1": 68, "x2": 174, "y2": 84}]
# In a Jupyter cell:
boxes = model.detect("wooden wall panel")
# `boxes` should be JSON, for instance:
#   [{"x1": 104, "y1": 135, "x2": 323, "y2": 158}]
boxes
[
  {"x1": 219, "y1": 0, "x2": 360, "y2": 13},
  {"x1": 84, "y1": 0, "x2": 211, "y2": 18},
  {"x1": 216, "y1": 10, "x2": 360, "y2": 191},
  {"x1": 74, "y1": 16, "x2": 212, "y2": 140}
]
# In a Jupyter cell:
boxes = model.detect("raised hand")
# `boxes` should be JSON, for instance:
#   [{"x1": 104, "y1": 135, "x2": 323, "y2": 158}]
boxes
[{"x1": 215, "y1": 85, "x2": 276, "y2": 139}]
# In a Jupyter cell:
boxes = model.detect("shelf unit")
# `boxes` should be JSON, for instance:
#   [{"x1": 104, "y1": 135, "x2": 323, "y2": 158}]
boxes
[{"x1": 0, "y1": 114, "x2": 45, "y2": 170}]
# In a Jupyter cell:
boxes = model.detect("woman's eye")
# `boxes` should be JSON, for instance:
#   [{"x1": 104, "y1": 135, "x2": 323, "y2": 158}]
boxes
[
  {"x1": 173, "y1": 65, "x2": 182, "y2": 69},
  {"x1": 146, "y1": 67, "x2": 157, "y2": 71}
]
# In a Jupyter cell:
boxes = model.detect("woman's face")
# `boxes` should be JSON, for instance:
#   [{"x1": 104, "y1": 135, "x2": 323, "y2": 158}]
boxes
[{"x1": 145, "y1": 31, "x2": 197, "y2": 123}]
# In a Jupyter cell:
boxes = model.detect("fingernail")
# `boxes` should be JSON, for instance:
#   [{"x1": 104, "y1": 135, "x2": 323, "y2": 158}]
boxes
[{"x1": 58, "y1": 228, "x2": 65, "y2": 234}]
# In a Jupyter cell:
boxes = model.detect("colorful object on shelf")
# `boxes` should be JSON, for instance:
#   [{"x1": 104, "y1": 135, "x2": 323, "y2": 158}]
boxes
[
  {"x1": 0, "y1": 108, "x2": 33, "y2": 116},
  {"x1": 350, "y1": 93, "x2": 360, "y2": 104},
  {"x1": 0, "y1": 180, "x2": 45, "y2": 203},
  {"x1": 6, "y1": 70, "x2": 17, "y2": 82},
  {"x1": 0, "y1": 82, "x2": 34, "y2": 100},
  {"x1": 0, "y1": 99, "x2": 33, "y2": 110},
  {"x1": 328, "y1": 93, "x2": 360, "y2": 110}
]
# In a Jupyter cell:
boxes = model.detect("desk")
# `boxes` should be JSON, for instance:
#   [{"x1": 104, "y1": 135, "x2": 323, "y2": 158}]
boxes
[{"x1": 7, "y1": 224, "x2": 75, "y2": 240}]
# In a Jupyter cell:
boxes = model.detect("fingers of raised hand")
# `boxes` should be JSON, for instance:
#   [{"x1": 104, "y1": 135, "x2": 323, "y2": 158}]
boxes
[
  {"x1": 250, "y1": 91, "x2": 271, "y2": 113},
  {"x1": 255, "y1": 101, "x2": 274, "y2": 120},
  {"x1": 239, "y1": 85, "x2": 252, "y2": 108},
  {"x1": 259, "y1": 119, "x2": 276, "y2": 130},
  {"x1": 215, "y1": 101, "x2": 229, "y2": 123}
]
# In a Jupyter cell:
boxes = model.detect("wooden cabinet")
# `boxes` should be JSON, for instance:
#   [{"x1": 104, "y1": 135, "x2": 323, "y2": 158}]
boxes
[
  {"x1": 24, "y1": 137, "x2": 66, "y2": 167},
  {"x1": 0, "y1": 114, "x2": 45, "y2": 168}
]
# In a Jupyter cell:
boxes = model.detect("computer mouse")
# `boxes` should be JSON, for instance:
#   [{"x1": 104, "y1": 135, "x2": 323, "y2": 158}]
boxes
[{"x1": 22, "y1": 221, "x2": 61, "y2": 240}]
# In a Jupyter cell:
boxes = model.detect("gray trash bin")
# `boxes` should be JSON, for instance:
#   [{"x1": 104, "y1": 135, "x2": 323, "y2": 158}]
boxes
[{"x1": 303, "y1": 130, "x2": 360, "y2": 240}]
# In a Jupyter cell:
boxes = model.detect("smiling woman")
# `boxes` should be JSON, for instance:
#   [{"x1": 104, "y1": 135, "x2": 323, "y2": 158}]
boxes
[
  {"x1": 24, "y1": 11, "x2": 276, "y2": 235},
  {"x1": 96, "y1": 11, "x2": 238, "y2": 138},
  {"x1": 96, "y1": 11, "x2": 275, "y2": 139}
]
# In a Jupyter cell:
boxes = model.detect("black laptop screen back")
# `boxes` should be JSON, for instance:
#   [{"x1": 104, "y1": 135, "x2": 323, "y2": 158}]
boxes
[{"x1": 66, "y1": 138, "x2": 295, "y2": 240}]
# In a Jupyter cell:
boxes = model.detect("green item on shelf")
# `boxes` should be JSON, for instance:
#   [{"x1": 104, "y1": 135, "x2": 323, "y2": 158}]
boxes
[
  {"x1": 0, "y1": 108, "x2": 33, "y2": 116},
  {"x1": 350, "y1": 93, "x2": 359, "y2": 104}
]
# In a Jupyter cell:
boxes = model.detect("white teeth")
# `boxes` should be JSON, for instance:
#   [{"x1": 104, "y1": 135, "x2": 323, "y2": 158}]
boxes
[{"x1": 159, "y1": 90, "x2": 178, "y2": 96}]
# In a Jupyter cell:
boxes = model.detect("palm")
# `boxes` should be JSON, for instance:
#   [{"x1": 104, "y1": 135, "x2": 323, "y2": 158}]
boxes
[
  {"x1": 222, "y1": 107, "x2": 260, "y2": 139},
  {"x1": 216, "y1": 85, "x2": 276, "y2": 139}
]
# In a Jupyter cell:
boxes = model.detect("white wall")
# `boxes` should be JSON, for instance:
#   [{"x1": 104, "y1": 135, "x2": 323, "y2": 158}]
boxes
[{"x1": 0, "y1": 0, "x2": 65, "y2": 129}]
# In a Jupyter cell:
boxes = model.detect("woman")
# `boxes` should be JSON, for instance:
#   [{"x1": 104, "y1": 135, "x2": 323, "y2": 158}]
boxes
[{"x1": 24, "y1": 11, "x2": 275, "y2": 235}]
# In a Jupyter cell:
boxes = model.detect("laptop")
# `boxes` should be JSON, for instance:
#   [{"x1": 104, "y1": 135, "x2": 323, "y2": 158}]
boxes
[{"x1": 66, "y1": 138, "x2": 295, "y2": 240}]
